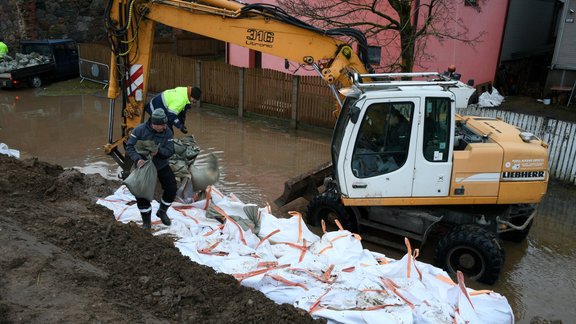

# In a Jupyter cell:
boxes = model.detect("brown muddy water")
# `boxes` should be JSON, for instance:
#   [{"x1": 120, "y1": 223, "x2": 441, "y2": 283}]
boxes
[{"x1": 0, "y1": 88, "x2": 574, "y2": 323}]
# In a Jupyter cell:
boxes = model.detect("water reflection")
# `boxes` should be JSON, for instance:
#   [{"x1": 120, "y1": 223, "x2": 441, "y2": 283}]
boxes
[
  {"x1": 0, "y1": 89, "x2": 332, "y2": 210},
  {"x1": 1, "y1": 88, "x2": 575, "y2": 322},
  {"x1": 0, "y1": 89, "x2": 121, "y2": 179},
  {"x1": 499, "y1": 183, "x2": 576, "y2": 322},
  {"x1": 187, "y1": 107, "x2": 332, "y2": 210}
]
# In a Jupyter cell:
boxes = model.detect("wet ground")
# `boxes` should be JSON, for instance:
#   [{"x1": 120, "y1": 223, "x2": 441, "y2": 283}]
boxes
[{"x1": 1, "y1": 84, "x2": 575, "y2": 323}]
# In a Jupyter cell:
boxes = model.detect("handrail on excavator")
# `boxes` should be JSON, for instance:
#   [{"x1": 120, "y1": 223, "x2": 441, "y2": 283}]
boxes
[{"x1": 351, "y1": 72, "x2": 459, "y2": 89}]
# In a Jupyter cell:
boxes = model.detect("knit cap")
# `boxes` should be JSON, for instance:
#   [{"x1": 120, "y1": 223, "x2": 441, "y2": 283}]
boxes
[{"x1": 151, "y1": 108, "x2": 167, "y2": 125}]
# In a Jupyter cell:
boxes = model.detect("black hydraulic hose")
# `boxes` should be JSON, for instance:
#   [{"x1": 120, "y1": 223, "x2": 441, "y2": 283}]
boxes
[
  {"x1": 240, "y1": 3, "x2": 373, "y2": 72},
  {"x1": 105, "y1": 0, "x2": 133, "y2": 38}
]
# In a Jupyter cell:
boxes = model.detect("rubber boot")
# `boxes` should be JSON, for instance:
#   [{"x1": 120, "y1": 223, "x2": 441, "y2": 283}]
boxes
[
  {"x1": 156, "y1": 203, "x2": 172, "y2": 226},
  {"x1": 141, "y1": 211, "x2": 152, "y2": 230}
]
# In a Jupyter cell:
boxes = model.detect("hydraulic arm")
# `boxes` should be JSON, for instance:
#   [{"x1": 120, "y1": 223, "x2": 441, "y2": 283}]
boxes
[{"x1": 103, "y1": 0, "x2": 372, "y2": 172}]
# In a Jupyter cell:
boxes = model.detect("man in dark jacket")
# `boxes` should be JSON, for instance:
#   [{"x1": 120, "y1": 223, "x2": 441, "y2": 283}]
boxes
[
  {"x1": 386, "y1": 108, "x2": 410, "y2": 152},
  {"x1": 385, "y1": 108, "x2": 410, "y2": 167},
  {"x1": 125, "y1": 108, "x2": 177, "y2": 229}
]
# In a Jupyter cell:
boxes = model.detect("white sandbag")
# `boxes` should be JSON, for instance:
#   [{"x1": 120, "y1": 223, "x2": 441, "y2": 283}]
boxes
[
  {"x1": 309, "y1": 230, "x2": 365, "y2": 268},
  {"x1": 0, "y1": 143, "x2": 20, "y2": 158},
  {"x1": 478, "y1": 88, "x2": 505, "y2": 107},
  {"x1": 259, "y1": 211, "x2": 320, "y2": 244}
]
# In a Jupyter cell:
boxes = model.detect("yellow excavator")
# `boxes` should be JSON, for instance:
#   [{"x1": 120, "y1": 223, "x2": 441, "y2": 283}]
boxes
[{"x1": 103, "y1": 0, "x2": 549, "y2": 284}]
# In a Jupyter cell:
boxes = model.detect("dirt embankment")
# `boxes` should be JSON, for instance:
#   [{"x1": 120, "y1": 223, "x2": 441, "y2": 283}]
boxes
[{"x1": 0, "y1": 155, "x2": 322, "y2": 323}]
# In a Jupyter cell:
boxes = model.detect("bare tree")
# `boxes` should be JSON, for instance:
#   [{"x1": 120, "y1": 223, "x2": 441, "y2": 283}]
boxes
[{"x1": 277, "y1": 0, "x2": 485, "y2": 72}]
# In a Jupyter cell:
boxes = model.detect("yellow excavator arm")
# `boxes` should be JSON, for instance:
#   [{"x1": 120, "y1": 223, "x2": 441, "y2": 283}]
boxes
[{"x1": 103, "y1": 0, "x2": 372, "y2": 171}]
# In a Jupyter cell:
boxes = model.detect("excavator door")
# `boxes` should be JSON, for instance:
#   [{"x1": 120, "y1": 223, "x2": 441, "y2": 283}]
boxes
[
  {"x1": 338, "y1": 97, "x2": 420, "y2": 198},
  {"x1": 411, "y1": 97, "x2": 454, "y2": 196}
]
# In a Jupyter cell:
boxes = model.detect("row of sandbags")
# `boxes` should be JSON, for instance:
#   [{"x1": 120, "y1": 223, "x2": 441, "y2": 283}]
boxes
[{"x1": 97, "y1": 185, "x2": 514, "y2": 324}]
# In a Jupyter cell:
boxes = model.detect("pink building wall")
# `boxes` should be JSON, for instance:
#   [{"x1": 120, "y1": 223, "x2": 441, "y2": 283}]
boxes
[
  {"x1": 418, "y1": 2, "x2": 509, "y2": 86},
  {"x1": 227, "y1": 1, "x2": 509, "y2": 86}
]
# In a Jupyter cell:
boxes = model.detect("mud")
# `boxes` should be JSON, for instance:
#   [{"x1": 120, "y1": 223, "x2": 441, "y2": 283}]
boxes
[{"x1": 0, "y1": 154, "x2": 321, "y2": 323}]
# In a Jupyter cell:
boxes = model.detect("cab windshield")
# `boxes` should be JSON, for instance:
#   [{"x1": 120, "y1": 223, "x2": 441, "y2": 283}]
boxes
[{"x1": 331, "y1": 96, "x2": 356, "y2": 183}]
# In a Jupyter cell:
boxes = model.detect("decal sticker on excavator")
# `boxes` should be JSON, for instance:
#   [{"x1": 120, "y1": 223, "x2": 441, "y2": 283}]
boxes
[
  {"x1": 455, "y1": 173, "x2": 500, "y2": 183},
  {"x1": 502, "y1": 158, "x2": 546, "y2": 180},
  {"x1": 505, "y1": 158, "x2": 545, "y2": 170},
  {"x1": 246, "y1": 29, "x2": 274, "y2": 48},
  {"x1": 502, "y1": 170, "x2": 546, "y2": 181}
]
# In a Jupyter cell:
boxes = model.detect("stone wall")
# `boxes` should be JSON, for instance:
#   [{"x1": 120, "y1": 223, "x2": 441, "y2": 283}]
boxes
[
  {"x1": 0, "y1": 0, "x2": 182, "y2": 54},
  {"x1": 0, "y1": 0, "x2": 225, "y2": 62},
  {"x1": 0, "y1": 0, "x2": 107, "y2": 51}
]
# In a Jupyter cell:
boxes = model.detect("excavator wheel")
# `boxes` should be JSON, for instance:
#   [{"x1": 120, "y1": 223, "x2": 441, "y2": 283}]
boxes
[
  {"x1": 306, "y1": 191, "x2": 357, "y2": 232},
  {"x1": 435, "y1": 224, "x2": 504, "y2": 285}
]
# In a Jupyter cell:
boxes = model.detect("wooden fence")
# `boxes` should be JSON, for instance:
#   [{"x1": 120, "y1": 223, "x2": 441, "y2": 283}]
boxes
[
  {"x1": 458, "y1": 106, "x2": 576, "y2": 185},
  {"x1": 78, "y1": 43, "x2": 337, "y2": 128},
  {"x1": 79, "y1": 43, "x2": 576, "y2": 185}
]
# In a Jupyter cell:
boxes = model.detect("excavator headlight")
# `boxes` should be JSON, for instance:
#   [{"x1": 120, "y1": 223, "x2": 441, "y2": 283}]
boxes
[
  {"x1": 519, "y1": 131, "x2": 536, "y2": 143},
  {"x1": 342, "y1": 46, "x2": 352, "y2": 59}
]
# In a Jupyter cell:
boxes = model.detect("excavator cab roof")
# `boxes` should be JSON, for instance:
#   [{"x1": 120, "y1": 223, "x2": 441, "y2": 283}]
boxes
[{"x1": 341, "y1": 72, "x2": 476, "y2": 109}]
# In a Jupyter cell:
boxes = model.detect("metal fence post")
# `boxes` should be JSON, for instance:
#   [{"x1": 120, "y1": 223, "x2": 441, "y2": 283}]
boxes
[
  {"x1": 195, "y1": 60, "x2": 202, "y2": 106},
  {"x1": 290, "y1": 75, "x2": 299, "y2": 129},
  {"x1": 238, "y1": 68, "x2": 244, "y2": 118}
]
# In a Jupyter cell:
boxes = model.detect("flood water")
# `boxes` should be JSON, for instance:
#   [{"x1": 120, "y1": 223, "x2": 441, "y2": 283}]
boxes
[{"x1": 1, "y1": 88, "x2": 574, "y2": 323}]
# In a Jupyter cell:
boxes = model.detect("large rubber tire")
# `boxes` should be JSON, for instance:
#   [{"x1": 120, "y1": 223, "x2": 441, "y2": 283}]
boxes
[
  {"x1": 435, "y1": 224, "x2": 504, "y2": 285},
  {"x1": 306, "y1": 191, "x2": 357, "y2": 232},
  {"x1": 28, "y1": 76, "x2": 42, "y2": 88}
]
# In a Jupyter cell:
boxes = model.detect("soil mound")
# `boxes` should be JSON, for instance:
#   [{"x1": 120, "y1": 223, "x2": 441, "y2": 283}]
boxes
[{"x1": 0, "y1": 155, "x2": 322, "y2": 323}]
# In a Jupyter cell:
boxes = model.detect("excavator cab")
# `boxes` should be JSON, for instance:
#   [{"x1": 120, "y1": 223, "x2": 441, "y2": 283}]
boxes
[
  {"x1": 302, "y1": 72, "x2": 548, "y2": 284},
  {"x1": 332, "y1": 73, "x2": 463, "y2": 199}
]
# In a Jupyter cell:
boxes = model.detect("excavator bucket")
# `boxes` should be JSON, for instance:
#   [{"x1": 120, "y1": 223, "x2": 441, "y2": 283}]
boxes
[{"x1": 274, "y1": 161, "x2": 333, "y2": 208}]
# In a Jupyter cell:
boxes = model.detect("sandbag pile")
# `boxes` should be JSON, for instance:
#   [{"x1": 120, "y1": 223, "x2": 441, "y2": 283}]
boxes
[
  {"x1": 478, "y1": 87, "x2": 505, "y2": 107},
  {"x1": 97, "y1": 186, "x2": 514, "y2": 324}
]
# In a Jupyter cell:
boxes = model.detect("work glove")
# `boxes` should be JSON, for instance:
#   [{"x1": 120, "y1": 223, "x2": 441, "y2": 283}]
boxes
[{"x1": 180, "y1": 125, "x2": 188, "y2": 134}]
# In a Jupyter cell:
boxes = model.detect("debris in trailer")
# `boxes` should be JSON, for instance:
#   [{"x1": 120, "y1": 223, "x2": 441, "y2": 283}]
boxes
[
  {"x1": 0, "y1": 52, "x2": 53, "y2": 73},
  {"x1": 98, "y1": 186, "x2": 514, "y2": 324}
]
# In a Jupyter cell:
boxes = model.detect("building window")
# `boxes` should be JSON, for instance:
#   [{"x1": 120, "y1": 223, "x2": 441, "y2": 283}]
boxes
[
  {"x1": 464, "y1": 0, "x2": 478, "y2": 7},
  {"x1": 367, "y1": 46, "x2": 381, "y2": 65}
]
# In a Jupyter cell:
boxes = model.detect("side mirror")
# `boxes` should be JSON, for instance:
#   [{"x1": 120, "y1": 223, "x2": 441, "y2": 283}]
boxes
[
  {"x1": 350, "y1": 106, "x2": 361, "y2": 124},
  {"x1": 467, "y1": 79, "x2": 475, "y2": 86}
]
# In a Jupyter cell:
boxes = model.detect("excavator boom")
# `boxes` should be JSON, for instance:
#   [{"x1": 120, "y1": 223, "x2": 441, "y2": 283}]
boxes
[{"x1": 104, "y1": 0, "x2": 372, "y2": 172}]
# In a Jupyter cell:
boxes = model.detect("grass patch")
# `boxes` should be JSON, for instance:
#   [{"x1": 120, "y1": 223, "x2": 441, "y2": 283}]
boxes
[{"x1": 40, "y1": 78, "x2": 106, "y2": 96}]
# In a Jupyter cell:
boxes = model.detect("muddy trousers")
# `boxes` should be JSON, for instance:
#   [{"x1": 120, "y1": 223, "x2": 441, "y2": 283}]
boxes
[{"x1": 136, "y1": 165, "x2": 177, "y2": 227}]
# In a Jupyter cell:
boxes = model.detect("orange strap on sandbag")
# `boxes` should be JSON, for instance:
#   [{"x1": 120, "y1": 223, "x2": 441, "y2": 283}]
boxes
[
  {"x1": 211, "y1": 204, "x2": 247, "y2": 245},
  {"x1": 255, "y1": 229, "x2": 280, "y2": 249},
  {"x1": 265, "y1": 274, "x2": 308, "y2": 291}
]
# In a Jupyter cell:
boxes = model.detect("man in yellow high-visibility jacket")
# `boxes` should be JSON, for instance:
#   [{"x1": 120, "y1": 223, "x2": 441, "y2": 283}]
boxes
[
  {"x1": 145, "y1": 86, "x2": 202, "y2": 133},
  {"x1": 0, "y1": 37, "x2": 9, "y2": 58}
]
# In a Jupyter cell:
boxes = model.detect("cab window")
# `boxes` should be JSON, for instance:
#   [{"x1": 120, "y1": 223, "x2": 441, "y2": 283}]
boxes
[
  {"x1": 352, "y1": 102, "x2": 414, "y2": 178},
  {"x1": 423, "y1": 97, "x2": 451, "y2": 162}
]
